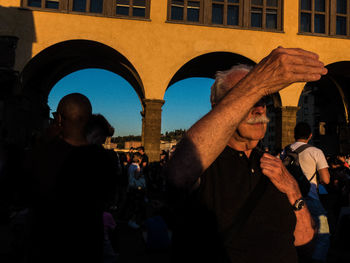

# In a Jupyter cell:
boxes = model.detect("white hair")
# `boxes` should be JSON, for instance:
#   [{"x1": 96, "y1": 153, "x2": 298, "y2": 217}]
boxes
[{"x1": 210, "y1": 64, "x2": 253, "y2": 105}]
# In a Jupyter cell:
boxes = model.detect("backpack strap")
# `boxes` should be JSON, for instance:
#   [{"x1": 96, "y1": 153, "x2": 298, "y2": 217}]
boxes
[
  {"x1": 293, "y1": 143, "x2": 312, "y2": 154},
  {"x1": 293, "y1": 144, "x2": 316, "y2": 182}
]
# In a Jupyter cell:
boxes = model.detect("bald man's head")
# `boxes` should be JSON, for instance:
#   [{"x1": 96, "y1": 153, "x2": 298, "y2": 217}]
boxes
[{"x1": 57, "y1": 93, "x2": 92, "y2": 129}]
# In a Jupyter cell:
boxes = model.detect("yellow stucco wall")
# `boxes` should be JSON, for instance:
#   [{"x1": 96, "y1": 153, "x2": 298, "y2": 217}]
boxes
[{"x1": 1, "y1": 0, "x2": 349, "y2": 107}]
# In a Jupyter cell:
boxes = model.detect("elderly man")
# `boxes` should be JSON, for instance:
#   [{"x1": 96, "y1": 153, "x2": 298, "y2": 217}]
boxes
[{"x1": 166, "y1": 47, "x2": 328, "y2": 263}]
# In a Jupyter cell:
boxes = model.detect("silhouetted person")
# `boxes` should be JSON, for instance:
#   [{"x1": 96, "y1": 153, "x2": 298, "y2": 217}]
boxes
[
  {"x1": 25, "y1": 93, "x2": 118, "y2": 263},
  {"x1": 86, "y1": 113, "x2": 122, "y2": 208},
  {"x1": 86, "y1": 113, "x2": 115, "y2": 145}
]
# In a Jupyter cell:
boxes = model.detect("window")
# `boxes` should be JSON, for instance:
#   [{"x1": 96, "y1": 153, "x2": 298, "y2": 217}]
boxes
[
  {"x1": 22, "y1": 0, "x2": 150, "y2": 18},
  {"x1": 68, "y1": 0, "x2": 104, "y2": 13},
  {"x1": 250, "y1": 0, "x2": 282, "y2": 30},
  {"x1": 26, "y1": 0, "x2": 60, "y2": 9},
  {"x1": 115, "y1": 0, "x2": 149, "y2": 18},
  {"x1": 330, "y1": 0, "x2": 350, "y2": 36},
  {"x1": 167, "y1": 0, "x2": 283, "y2": 31},
  {"x1": 211, "y1": 0, "x2": 241, "y2": 26},
  {"x1": 299, "y1": 0, "x2": 329, "y2": 34},
  {"x1": 169, "y1": 0, "x2": 202, "y2": 23}
]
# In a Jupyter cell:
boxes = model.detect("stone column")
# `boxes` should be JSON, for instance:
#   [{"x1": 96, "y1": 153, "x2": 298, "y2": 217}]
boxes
[
  {"x1": 275, "y1": 106, "x2": 299, "y2": 150},
  {"x1": 0, "y1": 36, "x2": 19, "y2": 142},
  {"x1": 142, "y1": 99, "x2": 164, "y2": 162}
]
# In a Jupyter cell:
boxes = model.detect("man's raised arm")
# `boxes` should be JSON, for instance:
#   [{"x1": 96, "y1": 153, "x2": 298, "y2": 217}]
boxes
[{"x1": 166, "y1": 47, "x2": 327, "y2": 190}]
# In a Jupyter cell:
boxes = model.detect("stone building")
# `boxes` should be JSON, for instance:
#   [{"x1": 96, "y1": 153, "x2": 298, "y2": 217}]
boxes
[{"x1": 1, "y1": 0, "x2": 350, "y2": 160}]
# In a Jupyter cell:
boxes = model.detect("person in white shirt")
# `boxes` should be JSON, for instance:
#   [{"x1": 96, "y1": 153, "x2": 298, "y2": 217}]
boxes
[{"x1": 290, "y1": 122, "x2": 330, "y2": 263}]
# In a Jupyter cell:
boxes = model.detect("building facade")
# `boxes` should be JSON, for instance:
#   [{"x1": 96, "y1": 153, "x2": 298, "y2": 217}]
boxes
[{"x1": 1, "y1": 0, "x2": 350, "y2": 160}]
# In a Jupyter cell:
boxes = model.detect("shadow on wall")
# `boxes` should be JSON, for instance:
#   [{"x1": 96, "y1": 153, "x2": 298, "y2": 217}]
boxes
[{"x1": 0, "y1": 5, "x2": 36, "y2": 146}]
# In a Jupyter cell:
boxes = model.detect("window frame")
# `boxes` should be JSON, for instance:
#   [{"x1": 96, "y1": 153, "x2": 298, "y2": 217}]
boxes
[
  {"x1": 167, "y1": 0, "x2": 204, "y2": 24},
  {"x1": 22, "y1": 0, "x2": 67, "y2": 11},
  {"x1": 209, "y1": 0, "x2": 243, "y2": 27},
  {"x1": 299, "y1": 0, "x2": 330, "y2": 36},
  {"x1": 21, "y1": 0, "x2": 151, "y2": 20},
  {"x1": 167, "y1": 0, "x2": 283, "y2": 32},
  {"x1": 113, "y1": 0, "x2": 151, "y2": 19},
  {"x1": 68, "y1": 0, "x2": 106, "y2": 15},
  {"x1": 330, "y1": 0, "x2": 350, "y2": 36},
  {"x1": 248, "y1": 0, "x2": 283, "y2": 31}
]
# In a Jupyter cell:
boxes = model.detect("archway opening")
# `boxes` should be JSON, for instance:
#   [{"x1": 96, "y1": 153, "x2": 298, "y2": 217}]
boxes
[
  {"x1": 49, "y1": 68, "x2": 142, "y2": 137},
  {"x1": 297, "y1": 61, "x2": 350, "y2": 155},
  {"x1": 6, "y1": 40, "x2": 144, "y2": 147}
]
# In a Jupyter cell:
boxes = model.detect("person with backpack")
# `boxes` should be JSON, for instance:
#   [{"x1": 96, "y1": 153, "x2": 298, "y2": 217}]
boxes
[{"x1": 283, "y1": 122, "x2": 330, "y2": 263}]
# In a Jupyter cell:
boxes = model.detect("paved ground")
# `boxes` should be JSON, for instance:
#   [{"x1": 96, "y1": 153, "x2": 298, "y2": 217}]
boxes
[
  {"x1": 0, "y1": 218, "x2": 171, "y2": 263},
  {"x1": 1, "y1": 214, "x2": 349, "y2": 263},
  {"x1": 113, "y1": 221, "x2": 170, "y2": 263}
]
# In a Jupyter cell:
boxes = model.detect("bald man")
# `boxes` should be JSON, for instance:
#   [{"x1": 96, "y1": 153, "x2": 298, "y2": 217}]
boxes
[{"x1": 25, "y1": 93, "x2": 118, "y2": 263}]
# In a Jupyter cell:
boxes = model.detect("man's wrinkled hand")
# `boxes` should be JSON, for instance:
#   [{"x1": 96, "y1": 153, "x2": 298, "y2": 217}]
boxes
[
  {"x1": 260, "y1": 153, "x2": 300, "y2": 195},
  {"x1": 248, "y1": 46, "x2": 328, "y2": 96}
]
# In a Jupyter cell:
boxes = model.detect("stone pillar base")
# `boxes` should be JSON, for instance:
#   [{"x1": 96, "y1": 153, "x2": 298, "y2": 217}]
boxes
[{"x1": 142, "y1": 99, "x2": 164, "y2": 162}]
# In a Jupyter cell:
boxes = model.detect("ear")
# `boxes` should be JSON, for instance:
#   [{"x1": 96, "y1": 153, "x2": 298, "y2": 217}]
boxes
[
  {"x1": 308, "y1": 133, "x2": 312, "y2": 141},
  {"x1": 57, "y1": 113, "x2": 62, "y2": 127}
]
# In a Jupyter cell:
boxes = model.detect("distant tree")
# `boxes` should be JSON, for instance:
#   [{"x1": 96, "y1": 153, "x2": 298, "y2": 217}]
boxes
[
  {"x1": 161, "y1": 129, "x2": 186, "y2": 142},
  {"x1": 111, "y1": 135, "x2": 141, "y2": 148}
]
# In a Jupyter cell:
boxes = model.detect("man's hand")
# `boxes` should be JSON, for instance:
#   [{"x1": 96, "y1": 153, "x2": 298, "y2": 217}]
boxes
[
  {"x1": 260, "y1": 153, "x2": 316, "y2": 246},
  {"x1": 245, "y1": 47, "x2": 328, "y2": 97},
  {"x1": 260, "y1": 153, "x2": 301, "y2": 200}
]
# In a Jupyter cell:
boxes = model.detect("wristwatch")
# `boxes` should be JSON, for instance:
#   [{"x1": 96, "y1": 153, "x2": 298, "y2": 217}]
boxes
[{"x1": 292, "y1": 197, "x2": 305, "y2": 211}]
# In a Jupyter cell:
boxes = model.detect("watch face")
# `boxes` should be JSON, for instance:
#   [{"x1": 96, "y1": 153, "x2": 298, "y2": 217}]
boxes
[{"x1": 294, "y1": 198, "x2": 305, "y2": 211}]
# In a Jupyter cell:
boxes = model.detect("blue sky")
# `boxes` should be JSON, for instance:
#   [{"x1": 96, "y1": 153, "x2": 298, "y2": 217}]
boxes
[{"x1": 48, "y1": 68, "x2": 214, "y2": 136}]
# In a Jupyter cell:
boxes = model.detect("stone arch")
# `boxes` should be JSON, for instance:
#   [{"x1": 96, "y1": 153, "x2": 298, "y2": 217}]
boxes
[
  {"x1": 167, "y1": 52, "x2": 255, "y2": 88},
  {"x1": 167, "y1": 51, "x2": 282, "y2": 107},
  {"x1": 20, "y1": 39, "x2": 144, "y2": 101},
  {"x1": 297, "y1": 61, "x2": 350, "y2": 155},
  {"x1": 5, "y1": 40, "x2": 144, "y2": 147}
]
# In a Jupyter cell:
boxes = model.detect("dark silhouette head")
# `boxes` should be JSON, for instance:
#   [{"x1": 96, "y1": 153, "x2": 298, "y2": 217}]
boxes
[
  {"x1": 56, "y1": 93, "x2": 92, "y2": 146},
  {"x1": 294, "y1": 122, "x2": 312, "y2": 140},
  {"x1": 86, "y1": 114, "x2": 114, "y2": 145}
]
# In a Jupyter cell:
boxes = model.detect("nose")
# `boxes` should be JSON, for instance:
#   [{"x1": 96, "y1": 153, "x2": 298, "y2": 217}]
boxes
[{"x1": 252, "y1": 105, "x2": 266, "y2": 115}]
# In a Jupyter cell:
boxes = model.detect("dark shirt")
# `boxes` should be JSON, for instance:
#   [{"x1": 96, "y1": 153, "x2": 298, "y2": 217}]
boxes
[
  {"x1": 141, "y1": 153, "x2": 149, "y2": 168},
  {"x1": 26, "y1": 138, "x2": 118, "y2": 263},
  {"x1": 172, "y1": 147, "x2": 297, "y2": 263}
]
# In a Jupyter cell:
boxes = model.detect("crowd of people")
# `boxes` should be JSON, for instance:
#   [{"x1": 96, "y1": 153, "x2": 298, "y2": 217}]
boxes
[{"x1": 0, "y1": 47, "x2": 350, "y2": 263}]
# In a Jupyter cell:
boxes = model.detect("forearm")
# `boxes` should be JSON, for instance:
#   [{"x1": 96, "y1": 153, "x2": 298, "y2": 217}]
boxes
[
  {"x1": 287, "y1": 191, "x2": 315, "y2": 246},
  {"x1": 318, "y1": 168, "x2": 330, "y2": 185}
]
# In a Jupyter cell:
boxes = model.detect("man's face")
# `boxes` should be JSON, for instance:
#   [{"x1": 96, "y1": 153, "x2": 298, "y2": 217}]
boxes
[
  {"x1": 213, "y1": 69, "x2": 269, "y2": 144},
  {"x1": 234, "y1": 104, "x2": 268, "y2": 142}
]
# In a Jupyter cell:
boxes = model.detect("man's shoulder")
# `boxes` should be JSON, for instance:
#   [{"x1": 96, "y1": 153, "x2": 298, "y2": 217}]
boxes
[
  {"x1": 290, "y1": 142, "x2": 319, "y2": 152},
  {"x1": 291, "y1": 142, "x2": 326, "y2": 161}
]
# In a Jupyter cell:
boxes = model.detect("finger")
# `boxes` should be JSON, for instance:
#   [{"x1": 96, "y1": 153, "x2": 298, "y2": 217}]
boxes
[
  {"x1": 262, "y1": 153, "x2": 276, "y2": 159},
  {"x1": 274, "y1": 47, "x2": 320, "y2": 60},
  {"x1": 261, "y1": 167, "x2": 280, "y2": 180},
  {"x1": 290, "y1": 65, "x2": 328, "y2": 75},
  {"x1": 287, "y1": 55, "x2": 325, "y2": 68},
  {"x1": 290, "y1": 72, "x2": 326, "y2": 83}
]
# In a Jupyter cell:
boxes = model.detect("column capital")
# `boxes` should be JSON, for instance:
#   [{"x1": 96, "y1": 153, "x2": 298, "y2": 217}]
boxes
[{"x1": 142, "y1": 98, "x2": 165, "y2": 107}]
